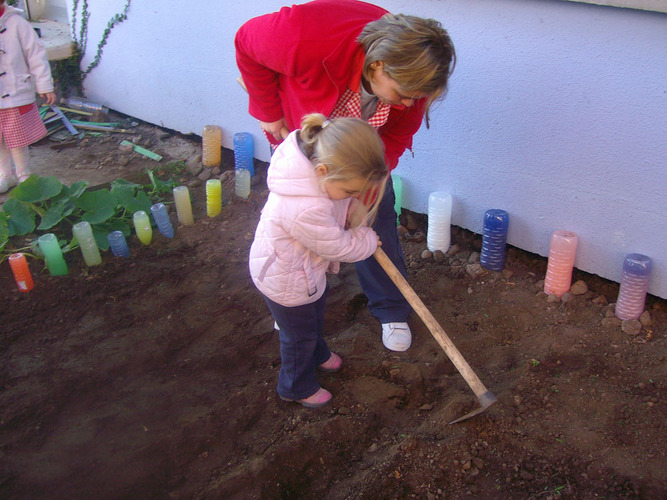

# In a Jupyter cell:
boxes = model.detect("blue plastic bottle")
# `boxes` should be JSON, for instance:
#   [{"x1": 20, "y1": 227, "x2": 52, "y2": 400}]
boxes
[
  {"x1": 107, "y1": 230, "x2": 130, "y2": 258},
  {"x1": 150, "y1": 203, "x2": 175, "y2": 238},
  {"x1": 234, "y1": 132, "x2": 255, "y2": 177},
  {"x1": 480, "y1": 209, "x2": 509, "y2": 271}
]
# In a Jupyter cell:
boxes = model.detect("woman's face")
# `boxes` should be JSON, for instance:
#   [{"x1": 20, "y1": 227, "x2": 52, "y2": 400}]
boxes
[{"x1": 367, "y1": 63, "x2": 428, "y2": 108}]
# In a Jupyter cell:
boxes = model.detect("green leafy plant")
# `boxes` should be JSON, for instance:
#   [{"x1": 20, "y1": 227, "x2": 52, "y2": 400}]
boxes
[{"x1": 0, "y1": 171, "x2": 176, "y2": 263}]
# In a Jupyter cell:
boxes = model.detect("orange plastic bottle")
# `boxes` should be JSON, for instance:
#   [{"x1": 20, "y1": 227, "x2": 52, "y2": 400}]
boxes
[
  {"x1": 202, "y1": 125, "x2": 222, "y2": 167},
  {"x1": 8, "y1": 253, "x2": 34, "y2": 292},
  {"x1": 543, "y1": 230, "x2": 578, "y2": 297}
]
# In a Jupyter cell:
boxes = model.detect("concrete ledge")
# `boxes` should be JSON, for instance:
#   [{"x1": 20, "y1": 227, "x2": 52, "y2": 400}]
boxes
[{"x1": 31, "y1": 19, "x2": 74, "y2": 61}]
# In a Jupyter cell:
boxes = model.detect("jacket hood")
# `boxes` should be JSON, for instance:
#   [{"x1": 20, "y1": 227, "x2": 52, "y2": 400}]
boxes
[
  {"x1": 0, "y1": 6, "x2": 23, "y2": 22},
  {"x1": 266, "y1": 131, "x2": 328, "y2": 198}
]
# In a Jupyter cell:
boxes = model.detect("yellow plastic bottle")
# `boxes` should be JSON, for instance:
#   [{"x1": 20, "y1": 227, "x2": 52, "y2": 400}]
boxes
[
  {"x1": 133, "y1": 211, "x2": 153, "y2": 245},
  {"x1": 173, "y1": 186, "x2": 195, "y2": 226},
  {"x1": 206, "y1": 179, "x2": 222, "y2": 217}
]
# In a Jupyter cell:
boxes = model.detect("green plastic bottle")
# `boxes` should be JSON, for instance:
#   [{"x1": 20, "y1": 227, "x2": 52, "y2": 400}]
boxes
[
  {"x1": 38, "y1": 233, "x2": 68, "y2": 276},
  {"x1": 391, "y1": 174, "x2": 402, "y2": 225}
]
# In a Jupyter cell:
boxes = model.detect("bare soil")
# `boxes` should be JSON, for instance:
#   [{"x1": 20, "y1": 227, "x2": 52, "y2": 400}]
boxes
[{"x1": 1, "y1": 118, "x2": 665, "y2": 499}]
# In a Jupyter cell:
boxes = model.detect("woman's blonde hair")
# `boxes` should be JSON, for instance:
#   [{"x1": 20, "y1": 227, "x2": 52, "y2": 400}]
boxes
[
  {"x1": 300, "y1": 113, "x2": 387, "y2": 224},
  {"x1": 358, "y1": 13, "x2": 456, "y2": 127}
]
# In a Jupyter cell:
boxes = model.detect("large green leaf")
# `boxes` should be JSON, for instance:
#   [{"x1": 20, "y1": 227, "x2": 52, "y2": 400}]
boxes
[
  {"x1": 124, "y1": 190, "x2": 152, "y2": 214},
  {"x1": 0, "y1": 211, "x2": 8, "y2": 251},
  {"x1": 37, "y1": 196, "x2": 76, "y2": 230},
  {"x1": 8, "y1": 175, "x2": 63, "y2": 203},
  {"x1": 64, "y1": 181, "x2": 89, "y2": 199},
  {"x1": 3, "y1": 199, "x2": 36, "y2": 236},
  {"x1": 76, "y1": 189, "x2": 117, "y2": 224},
  {"x1": 110, "y1": 183, "x2": 152, "y2": 215}
]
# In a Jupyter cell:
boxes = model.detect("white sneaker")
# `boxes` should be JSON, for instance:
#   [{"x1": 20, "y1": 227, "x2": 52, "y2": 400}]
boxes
[
  {"x1": 382, "y1": 322, "x2": 412, "y2": 352},
  {"x1": 0, "y1": 175, "x2": 16, "y2": 194}
]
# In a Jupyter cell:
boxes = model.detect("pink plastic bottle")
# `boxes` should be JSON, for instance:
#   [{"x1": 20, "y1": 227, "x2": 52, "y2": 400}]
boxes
[
  {"x1": 615, "y1": 253, "x2": 652, "y2": 321},
  {"x1": 543, "y1": 230, "x2": 578, "y2": 297}
]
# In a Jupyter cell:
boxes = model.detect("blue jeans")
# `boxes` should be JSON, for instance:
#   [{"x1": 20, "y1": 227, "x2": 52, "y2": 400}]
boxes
[
  {"x1": 264, "y1": 289, "x2": 331, "y2": 400},
  {"x1": 355, "y1": 177, "x2": 411, "y2": 323}
]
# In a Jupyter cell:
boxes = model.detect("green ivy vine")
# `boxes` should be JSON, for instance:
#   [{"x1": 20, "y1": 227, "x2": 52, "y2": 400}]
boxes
[{"x1": 52, "y1": 0, "x2": 132, "y2": 96}]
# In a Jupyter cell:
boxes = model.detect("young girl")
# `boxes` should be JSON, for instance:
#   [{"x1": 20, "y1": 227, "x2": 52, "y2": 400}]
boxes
[
  {"x1": 0, "y1": 0, "x2": 56, "y2": 193},
  {"x1": 249, "y1": 113, "x2": 387, "y2": 408}
]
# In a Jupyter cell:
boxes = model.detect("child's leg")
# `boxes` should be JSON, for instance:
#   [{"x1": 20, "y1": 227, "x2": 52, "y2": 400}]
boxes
[
  {"x1": 0, "y1": 138, "x2": 12, "y2": 178},
  {"x1": 265, "y1": 291, "x2": 330, "y2": 401},
  {"x1": 0, "y1": 139, "x2": 14, "y2": 192},
  {"x1": 10, "y1": 146, "x2": 30, "y2": 181}
]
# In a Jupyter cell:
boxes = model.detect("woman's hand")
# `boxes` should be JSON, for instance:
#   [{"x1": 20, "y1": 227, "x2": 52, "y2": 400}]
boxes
[{"x1": 259, "y1": 118, "x2": 289, "y2": 141}]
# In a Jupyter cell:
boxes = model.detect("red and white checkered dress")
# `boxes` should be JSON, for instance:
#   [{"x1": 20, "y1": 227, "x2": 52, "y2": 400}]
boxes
[{"x1": 0, "y1": 103, "x2": 47, "y2": 148}]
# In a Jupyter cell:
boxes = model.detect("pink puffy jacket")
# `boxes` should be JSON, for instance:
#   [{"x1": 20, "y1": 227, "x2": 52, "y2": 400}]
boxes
[{"x1": 249, "y1": 131, "x2": 378, "y2": 307}]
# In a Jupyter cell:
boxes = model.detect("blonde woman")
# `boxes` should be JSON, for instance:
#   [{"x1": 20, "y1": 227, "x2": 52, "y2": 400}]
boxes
[{"x1": 237, "y1": 0, "x2": 456, "y2": 352}]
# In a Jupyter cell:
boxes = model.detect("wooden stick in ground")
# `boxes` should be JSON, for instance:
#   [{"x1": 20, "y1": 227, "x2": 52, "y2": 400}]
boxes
[{"x1": 373, "y1": 247, "x2": 496, "y2": 422}]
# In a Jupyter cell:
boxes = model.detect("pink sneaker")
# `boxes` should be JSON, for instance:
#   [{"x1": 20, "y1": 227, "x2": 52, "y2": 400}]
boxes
[
  {"x1": 280, "y1": 388, "x2": 332, "y2": 408},
  {"x1": 318, "y1": 352, "x2": 342, "y2": 373}
]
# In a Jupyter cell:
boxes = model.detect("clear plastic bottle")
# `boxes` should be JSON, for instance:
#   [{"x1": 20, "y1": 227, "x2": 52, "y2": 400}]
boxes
[
  {"x1": 133, "y1": 211, "x2": 153, "y2": 245},
  {"x1": 62, "y1": 96, "x2": 109, "y2": 114},
  {"x1": 38, "y1": 233, "x2": 68, "y2": 275},
  {"x1": 427, "y1": 191, "x2": 452, "y2": 253},
  {"x1": 235, "y1": 168, "x2": 251, "y2": 199},
  {"x1": 615, "y1": 253, "x2": 652, "y2": 321},
  {"x1": 8, "y1": 253, "x2": 34, "y2": 292},
  {"x1": 543, "y1": 230, "x2": 578, "y2": 297},
  {"x1": 206, "y1": 179, "x2": 222, "y2": 217},
  {"x1": 150, "y1": 203, "x2": 174, "y2": 238},
  {"x1": 480, "y1": 209, "x2": 509, "y2": 271},
  {"x1": 72, "y1": 221, "x2": 102, "y2": 266},
  {"x1": 202, "y1": 125, "x2": 222, "y2": 167},
  {"x1": 173, "y1": 186, "x2": 195, "y2": 226},
  {"x1": 107, "y1": 231, "x2": 130, "y2": 258},
  {"x1": 234, "y1": 132, "x2": 255, "y2": 177},
  {"x1": 391, "y1": 174, "x2": 402, "y2": 225}
]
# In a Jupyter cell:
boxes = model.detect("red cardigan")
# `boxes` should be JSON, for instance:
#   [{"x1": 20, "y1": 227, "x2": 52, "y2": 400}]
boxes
[{"x1": 235, "y1": 0, "x2": 427, "y2": 170}]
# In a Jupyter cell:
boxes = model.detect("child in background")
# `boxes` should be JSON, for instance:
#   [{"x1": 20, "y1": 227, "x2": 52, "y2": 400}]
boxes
[
  {"x1": 249, "y1": 113, "x2": 387, "y2": 408},
  {"x1": 0, "y1": 0, "x2": 56, "y2": 193}
]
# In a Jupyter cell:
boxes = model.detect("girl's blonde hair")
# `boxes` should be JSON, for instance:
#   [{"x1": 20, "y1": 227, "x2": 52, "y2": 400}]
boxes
[
  {"x1": 300, "y1": 113, "x2": 387, "y2": 224},
  {"x1": 358, "y1": 13, "x2": 456, "y2": 127}
]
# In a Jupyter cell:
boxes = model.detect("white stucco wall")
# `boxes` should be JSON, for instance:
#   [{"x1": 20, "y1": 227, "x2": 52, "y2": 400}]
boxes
[{"x1": 63, "y1": 0, "x2": 666, "y2": 299}]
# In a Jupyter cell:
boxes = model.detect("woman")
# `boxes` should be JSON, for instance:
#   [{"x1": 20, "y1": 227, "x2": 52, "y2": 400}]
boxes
[{"x1": 236, "y1": 0, "x2": 456, "y2": 352}]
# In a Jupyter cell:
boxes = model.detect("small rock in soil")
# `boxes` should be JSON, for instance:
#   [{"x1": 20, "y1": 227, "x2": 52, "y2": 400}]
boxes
[
  {"x1": 639, "y1": 310, "x2": 652, "y2": 326},
  {"x1": 186, "y1": 154, "x2": 203, "y2": 175},
  {"x1": 570, "y1": 280, "x2": 589, "y2": 295},
  {"x1": 446, "y1": 243, "x2": 460, "y2": 256},
  {"x1": 621, "y1": 319, "x2": 642, "y2": 336}
]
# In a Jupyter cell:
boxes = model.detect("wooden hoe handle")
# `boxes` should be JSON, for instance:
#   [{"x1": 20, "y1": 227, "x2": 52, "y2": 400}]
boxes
[{"x1": 373, "y1": 247, "x2": 492, "y2": 400}]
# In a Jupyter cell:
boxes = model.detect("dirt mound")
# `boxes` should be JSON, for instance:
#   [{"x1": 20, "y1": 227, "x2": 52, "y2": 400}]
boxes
[{"x1": 1, "y1": 122, "x2": 665, "y2": 499}]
